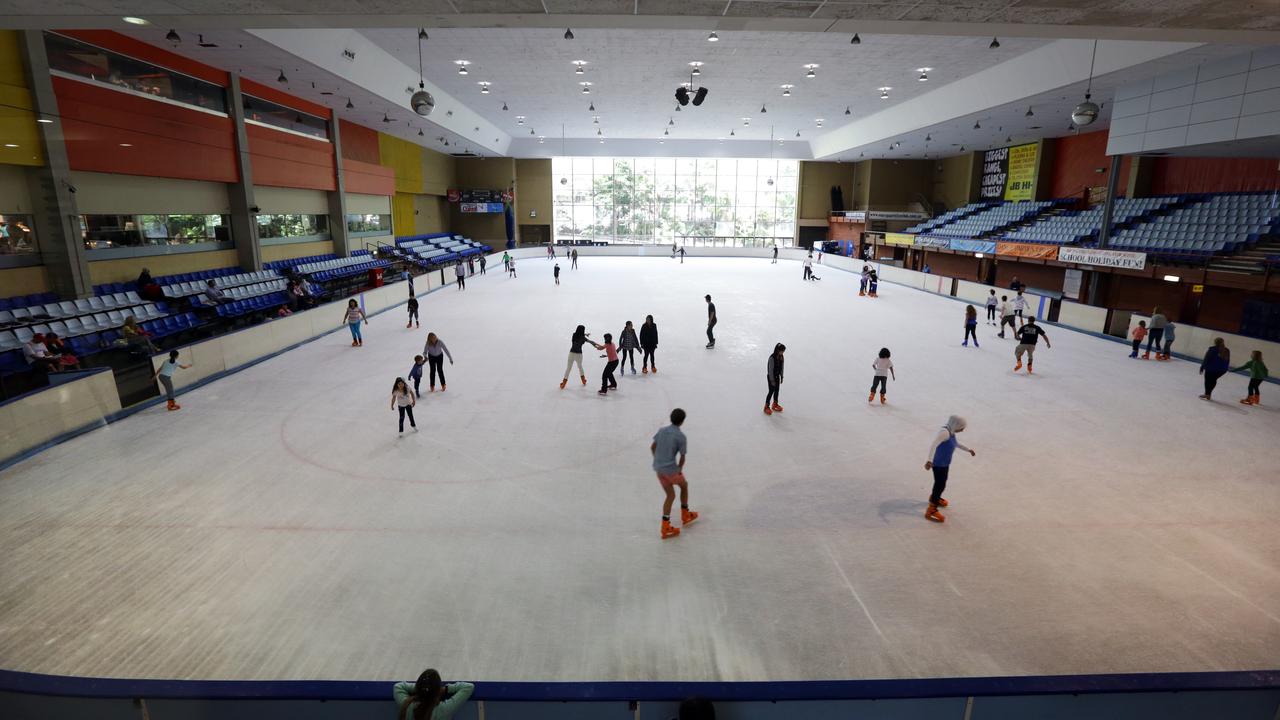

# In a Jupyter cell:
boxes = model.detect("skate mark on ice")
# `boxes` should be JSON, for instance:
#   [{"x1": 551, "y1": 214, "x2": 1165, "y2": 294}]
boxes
[
  {"x1": 818, "y1": 537, "x2": 886, "y2": 642},
  {"x1": 1140, "y1": 535, "x2": 1280, "y2": 626}
]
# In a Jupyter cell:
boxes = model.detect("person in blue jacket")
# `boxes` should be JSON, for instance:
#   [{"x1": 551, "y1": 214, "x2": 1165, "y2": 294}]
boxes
[
  {"x1": 923, "y1": 415, "x2": 976, "y2": 523},
  {"x1": 1199, "y1": 337, "x2": 1231, "y2": 401},
  {"x1": 394, "y1": 668, "x2": 474, "y2": 720}
]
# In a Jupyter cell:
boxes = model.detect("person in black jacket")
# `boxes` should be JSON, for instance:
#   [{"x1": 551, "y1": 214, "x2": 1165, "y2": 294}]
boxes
[
  {"x1": 764, "y1": 343, "x2": 785, "y2": 415},
  {"x1": 639, "y1": 315, "x2": 659, "y2": 374},
  {"x1": 618, "y1": 320, "x2": 640, "y2": 375}
]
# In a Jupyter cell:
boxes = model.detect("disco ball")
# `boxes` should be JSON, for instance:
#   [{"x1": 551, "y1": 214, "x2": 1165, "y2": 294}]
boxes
[
  {"x1": 1071, "y1": 100, "x2": 1099, "y2": 127},
  {"x1": 560, "y1": 177, "x2": 569, "y2": 185},
  {"x1": 411, "y1": 90, "x2": 435, "y2": 116}
]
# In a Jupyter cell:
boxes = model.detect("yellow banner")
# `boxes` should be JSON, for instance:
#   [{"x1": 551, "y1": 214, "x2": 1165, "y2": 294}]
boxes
[
  {"x1": 1004, "y1": 143, "x2": 1039, "y2": 201},
  {"x1": 884, "y1": 232, "x2": 915, "y2": 246}
]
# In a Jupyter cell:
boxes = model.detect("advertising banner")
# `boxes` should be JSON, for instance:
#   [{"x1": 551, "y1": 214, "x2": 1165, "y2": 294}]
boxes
[
  {"x1": 1057, "y1": 247, "x2": 1147, "y2": 270},
  {"x1": 950, "y1": 238, "x2": 997, "y2": 254},
  {"x1": 884, "y1": 232, "x2": 916, "y2": 246},
  {"x1": 980, "y1": 142, "x2": 1039, "y2": 201},
  {"x1": 868, "y1": 211, "x2": 929, "y2": 221},
  {"x1": 914, "y1": 236, "x2": 952, "y2": 249},
  {"x1": 460, "y1": 202, "x2": 504, "y2": 214},
  {"x1": 997, "y1": 241, "x2": 1059, "y2": 259}
]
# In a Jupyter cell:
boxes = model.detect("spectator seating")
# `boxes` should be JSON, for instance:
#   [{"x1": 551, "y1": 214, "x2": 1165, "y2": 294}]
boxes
[
  {"x1": 1107, "y1": 193, "x2": 1279, "y2": 259},
  {"x1": 925, "y1": 200, "x2": 1059, "y2": 238},
  {"x1": 393, "y1": 233, "x2": 492, "y2": 268},
  {"x1": 1001, "y1": 197, "x2": 1182, "y2": 245},
  {"x1": 905, "y1": 203, "x2": 993, "y2": 234},
  {"x1": 264, "y1": 254, "x2": 337, "y2": 273},
  {"x1": 92, "y1": 267, "x2": 241, "y2": 297},
  {"x1": 295, "y1": 256, "x2": 393, "y2": 282},
  {"x1": 163, "y1": 270, "x2": 281, "y2": 300},
  {"x1": 189, "y1": 279, "x2": 291, "y2": 309}
]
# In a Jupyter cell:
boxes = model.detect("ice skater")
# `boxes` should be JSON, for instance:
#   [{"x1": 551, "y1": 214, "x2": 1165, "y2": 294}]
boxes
[
  {"x1": 764, "y1": 343, "x2": 785, "y2": 415},
  {"x1": 560, "y1": 325, "x2": 601, "y2": 389},
  {"x1": 679, "y1": 246, "x2": 686, "y2": 264},
  {"x1": 963, "y1": 305, "x2": 979, "y2": 347},
  {"x1": 547, "y1": 245, "x2": 555, "y2": 260},
  {"x1": 342, "y1": 299, "x2": 366, "y2": 346},
  {"x1": 858, "y1": 265, "x2": 871, "y2": 296},
  {"x1": 924, "y1": 415, "x2": 975, "y2": 523},
  {"x1": 554, "y1": 262, "x2": 561, "y2": 285},
  {"x1": 1145, "y1": 306, "x2": 1167, "y2": 359},
  {"x1": 997, "y1": 295, "x2": 1016, "y2": 338},
  {"x1": 502, "y1": 251, "x2": 510, "y2": 272},
  {"x1": 1129, "y1": 321, "x2": 1147, "y2": 358},
  {"x1": 1235, "y1": 350, "x2": 1268, "y2": 405},
  {"x1": 867, "y1": 269, "x2": 879, "y2": 297},
  {"x1": 1013, "y1": 317, "x2": 1050, "y2": 374},
  {"x1": 671, "y1": 242, "x2": 678, "y2": 259},
  {"x1": 1162, "y1": 322, "x2": 1176, "y2": 358},
  {"x1": 571, "y1": 248, "x2": 578, "y2": 270},
  {"x1": 803, "y1": 252, "x2": 814, "y2": 281},
  {"x1": 391, "y1": 377, "x2": 417, "y2": 433},
  {"x1": 394, "y1": 668, "x2": 474, "y2": 720},
  {"x1": 508, "y1": 256, "x2": 517, "y2": 278},
  {"x1": 640, "y1": 314, "x2": 658, "y2": 374},
  {"x1": 455, "y1": 261, "x2": 466, "y2": 290},
  {"x1": 704, "y1": 294, "x2": 717, "y2": 349},
  {"x1": 408, "y1": 354, "x2": 426, "y2": 396},
  {"x1": 1012, "y1": 289, "x2": 1028, "y2": 327},
  {"x1": 423, "y1": 332, "x2": 453, "y2": 392},
  {"x1": 406, "y1": 294, "x2": 419, "y2": 329},
  {"x1": 772, "y1": 245, "x2": 778, "y2": 263},
  {"x1": 618, "y1": 320, "x2": 639, "y2": 375},
  {"x1": 650, "y1": 407, "x2": 697, "y2": 539},
  {"x1": 985, "y1": 289, "x2": 998, "y2": 325},
  {"x1": 1199, "y1": 337, "x2": 1231, "y2": 401},
  {"x1": 869, "y1": 347, "x2": 894, "y2": 404},
  {"x1": 597, "y1": 333, "x2": 619, "y2": 395},
  {"x1": 479, "y1": 254, "x2": 487, "y2": 275},
  {"x1": 152, "y1": 349, "x2": 192, "y2": 412}
]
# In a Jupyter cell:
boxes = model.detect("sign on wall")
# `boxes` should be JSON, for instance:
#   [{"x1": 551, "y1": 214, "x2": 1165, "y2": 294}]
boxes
[
  {"x1": 949, "y1": 238, "x2": 997, "y2": 254},
  {"x1": 460, "y1": 202, "x2": 504, "y2": 214},
  {"x1": 884, "y1": 232, "x2": 916, "y2": 246},
  {"x1": 1057, "y1": 247, "x2": 1147, "y2": 271},
  {"x1": 914, "y1": 236, "x2": 952, "y2": 249},
  {"x1": 980, "y1": 142, "x2": 1039, "y2": 201},
  {"x1": 996, "y1": 241, "x2": 1059, "y2": 259}
]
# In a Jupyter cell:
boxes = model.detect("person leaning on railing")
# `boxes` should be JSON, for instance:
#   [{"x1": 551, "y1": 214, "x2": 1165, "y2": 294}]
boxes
[{"x1": 394, "y1": 668, "x2": 473, "y2": 720}]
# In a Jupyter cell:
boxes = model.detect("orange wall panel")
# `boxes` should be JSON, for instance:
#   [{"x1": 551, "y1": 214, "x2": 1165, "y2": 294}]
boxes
[
  {"x1": 58, "y1": 30, "x2": 229, "y2": 86},
  {"x1": 246, "y1": 124, "x2": 336, "y2": 191},
  {"x1": 343, "y1": 158, "x2": 395, "y2": 196},
  {"x1": 339, "y1": 120, "x2": 381, "y2": 164},
  {"x1": 54, "y1": 76, "x2": 237, "y2": 182},
  {"x1": 1048, "y1": 130, "x2": 1130, "y2": 202},
  {"x1": 240, "y1": 77, "x2": 331, "y2": 119}
]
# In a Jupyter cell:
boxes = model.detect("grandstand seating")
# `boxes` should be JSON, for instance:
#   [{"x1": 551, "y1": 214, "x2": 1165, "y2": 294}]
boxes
[
  {"x1": 264, "y1": 254, "x2": 337, "y2": 273},
  {"x1": 1001, "y1": 197, "x2": 1182, "y2": 245},
  {"x1": 1107, "y1": 193, "x2": 1279, "y2": 259},
  {"x1": 392, "y1": 233, "x2": 492, "y2": 268},
  {"x1": 924, "y1": 200, "x2": 1059, "y2": 238},
  {"x1": 905, "y1": 203, "x2": 993, "y2": 234},
  {"x1": 162, "y1": 270, "x2": 281, "y2": 300}
]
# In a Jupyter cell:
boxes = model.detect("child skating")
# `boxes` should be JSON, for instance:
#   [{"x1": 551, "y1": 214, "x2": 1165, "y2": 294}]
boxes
[
  {"x1": 650, "y1": 408, "x2": 697, "y2": 539},
  {"x1": 1162, "y1": 322, "x2": 1176, "y2": 359},
  {"x1": 1235, "y1": 350, "x2": 1268, "y2": 405},
  {"x1": 597, "y1": 333, "x2": 619, "y2": 395},
  {"x1": 985, "y1": 289, "x2": 998, "y2": 325},
  {"x1": 764, "y1": 343, "x2": 785, "y2": 415},
  {"x1": 391, "y1": 377, "x2": 417, "y2": 433},
  {"x1": 560, "y1": 325, "x2": 601, "y2": 389},
  {"x1": 618, "y1": 320, "x2": 639, "y2": 375},
  {"x1": 406, "y1": 294, "x2": 419, "y2": 329},
  {"x1": 455, "y1": 261, "x2": 466, "y2": 290},
  {"x1": 867, "y1": 270, "x2": 879, "y2": 297},
  {"x1": 342, "y1": 299, "x2": 366, "y2": 346},
  {"x1": 859, "y1": 265, "x2": 871, "y2": 296},
  {"x1": 1012, "y1": 289, "x2": 1028, "y2": 327},
  {"x1": 1013, "y1": 317, "x2": 1050, "y2": 374},
  {"x1": 1130, "y1": 321, "x2": 1147, "y2": 358},
  {"x1": 870, "y1": 347, "x2": 894, "y2": 404},
  {"x1": 153, "y1": 350, "x2": 192, "y2": 411},
  {"x1": 508, "y1": 257, "x2": 517, "y2": 278},
  {"x1": 408, "y1": 355, "x2": 426, "y2": 396},
  {"x1": 924, "y1": 415, "x2": 975, "y2": 523},
  {"x1": 998, "y1": 295, "x2": 1016, "y2": 338},
  {"x1": 963, "y1": 305, "x2": 979, "y2": 347}
]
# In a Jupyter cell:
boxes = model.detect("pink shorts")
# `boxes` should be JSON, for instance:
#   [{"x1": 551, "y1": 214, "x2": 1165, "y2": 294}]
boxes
[{"x1": 656, "y1": 471, "x2": 686, "y2": 490}]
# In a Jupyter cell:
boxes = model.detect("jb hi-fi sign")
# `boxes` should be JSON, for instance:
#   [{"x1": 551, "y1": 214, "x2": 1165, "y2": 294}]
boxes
[{"x1": 980, "y1": 143, "x2": 1038, "y2": 201}]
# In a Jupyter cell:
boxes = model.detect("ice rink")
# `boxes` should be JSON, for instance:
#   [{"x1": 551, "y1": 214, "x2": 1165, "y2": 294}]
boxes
[{"x1": 1, "y1": 256, "x2": 1278, "y2": 683}]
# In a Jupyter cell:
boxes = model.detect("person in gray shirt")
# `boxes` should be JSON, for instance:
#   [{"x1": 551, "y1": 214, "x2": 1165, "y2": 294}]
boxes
[{"x1": 650, "y1": 408, "x2": 698, "y2": 539}]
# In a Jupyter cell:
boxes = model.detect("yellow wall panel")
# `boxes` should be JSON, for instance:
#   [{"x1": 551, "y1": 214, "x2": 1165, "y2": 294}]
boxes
[
  {"x1": 0, "y1": 265, "x2": 50, "y2": 295},
  {"x1": 260, "y1": 240, "x2": 334, "y2": 264},
  {"x1": 377, "y1": 133, "x2": 424, "y2": 194},
  {"x1": 88, "y1": 250, "x2": 240, "y2": 285},
  {"x1": 392, "y1": 192, "x2": 416, "y2": 237},
  {"x1": 421, "y1": 147, "x2": 456, "y2": 196},
  {"x1": 0, "y1": 30, "x2": 44, "y2": 168}
]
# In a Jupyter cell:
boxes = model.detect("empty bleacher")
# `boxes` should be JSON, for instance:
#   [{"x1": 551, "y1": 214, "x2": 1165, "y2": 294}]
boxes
[
  {"x1": 924, "y1": 200, "x2": 1060, "y2": 238},
  {"x1": 1107, "y1": 193, "x2": 1280, "y2": 263},
  {"x1": 905, "y1": 203, "x2": 993, "y2": 234},
  {"x1": 393, "y1": 233, "x2": 494, "y2": 268},
  {"x1": 1001, "y1": 197, "x2": 1182, "y2": 245}
]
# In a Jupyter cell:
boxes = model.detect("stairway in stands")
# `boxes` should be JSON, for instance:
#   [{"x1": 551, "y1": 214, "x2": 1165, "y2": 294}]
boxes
[{"x1": 1209, "y1": 238, "x2": 1280, "y2": 274}]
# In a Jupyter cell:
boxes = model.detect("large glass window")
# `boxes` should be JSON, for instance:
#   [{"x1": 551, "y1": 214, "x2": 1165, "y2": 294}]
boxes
[
  {"x1": 81, "y1": 214, "x2": 229, "y2": 249},
  {"x1": 552, "y1": 157, "x2": 797, "y2": 246},
  {"x1": 243, "y1": 95, "x2": 328, "y2": 139},
  {"x1": 257, "y1": 214, "x2": 329, "y2": 240},
  {"x1": 45, "y1": 32, "x2": 227, "y2": 114},
  {"x1": 346, "y1": 214, "x2": 392, "y2": 235},
  {"x1": 0, "y1": 214, "x2": 37, "y2": 255}
]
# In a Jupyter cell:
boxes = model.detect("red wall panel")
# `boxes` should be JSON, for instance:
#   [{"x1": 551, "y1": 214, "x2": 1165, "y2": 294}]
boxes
[
  {"x1": 246, "y1": 124, "x2": 336, "y2": 191},
  {"x1": 240, "y1": 78, "x2": 331, "y2": 119},
  {"x1": 343, "y1": 158, "x2": 395, "y2": 196},
  {"x1": 54, "y1": 76, "x2": 237, "y2": 182},
  {"x1": 1151, "y1": 157, "x2": 1280, "y2": 194},
  {"x1": 58, "y1": 30, "x2": 229, "y2": 86},
  {"x1": 339, "y1": 120, "x2": 381, "y2": 164},
  {"x1": 1048, "y1": 131, "x2": 1131, "y2": 201}
]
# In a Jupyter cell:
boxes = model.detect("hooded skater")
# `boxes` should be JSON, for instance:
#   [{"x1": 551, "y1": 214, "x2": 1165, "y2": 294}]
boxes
[
  {"x1": 764, "y1": 343, "x2": 785, "y2": 415},
  {"x1": 640, "y1": 314, "x2": 659, "y2": 373},
  {"x1": 924, "y1": 415, "x2": 975, "y2": 523}
]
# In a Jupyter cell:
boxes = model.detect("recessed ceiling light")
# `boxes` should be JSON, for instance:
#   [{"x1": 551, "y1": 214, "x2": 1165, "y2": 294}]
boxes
[
  {"x1": 36, "y1": 117, "x2": 53, "y2": 124},
  {"x1": 538, "y1": 136, "x2": 545, "y2": 143},
  {"x1": 118, "y1": 143, "x2": 132, "y2": 147},
  {"x1": 707, "y1": 31, "x2": 719, "y2": 42},
  {"x1": 122, "y1": 16, "x2": 149, "y2": 25},
  {"x1": 3, "y1": 143, "x2": 18, "y2": 148}
]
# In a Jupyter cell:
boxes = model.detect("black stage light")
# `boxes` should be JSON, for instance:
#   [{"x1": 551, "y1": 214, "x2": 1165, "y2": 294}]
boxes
[
  {"x1": 692, "y1": 87, "x2": 708, "y2": 106},
  {"x1": 675, "y1": 87, "x2": 690, "y2": 106}
]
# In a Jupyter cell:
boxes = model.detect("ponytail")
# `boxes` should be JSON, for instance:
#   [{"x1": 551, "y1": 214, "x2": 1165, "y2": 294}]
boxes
[{"x1": 398, "y1": 668, "x2": 443, "y2": 720}]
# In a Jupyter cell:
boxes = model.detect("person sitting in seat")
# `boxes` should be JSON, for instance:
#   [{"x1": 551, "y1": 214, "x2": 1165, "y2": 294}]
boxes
[
  {"x1": 120, "y1": 316, "x2": 157, "y2": 354},
  {"x1": 284, "y1": 281, "x2": 301, "y2": 313},
  {"x1": 137, "y1": 267, "x2": 165, "y2": 301},
  {"x1": 203, "y1": 279, "x2": 231, "y2": 305},
  {"x1": 23, "y1": 333, "x2": 61, "y2": 372},
  {"x1": 43, "y1": 332, "x2": 81, "y2": 370}
]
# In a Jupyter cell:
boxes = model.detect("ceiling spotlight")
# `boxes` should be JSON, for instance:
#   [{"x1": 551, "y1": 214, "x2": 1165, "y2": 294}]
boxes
[
  {"x1": 989, "y1": 37, "x2": 1000, "y2": 49},
  {"x1": 382, "y1": 113, "x2": 391, "y2": 123},
  {"x1": 478, "y1": 82, "x2": 490, "y2": 94},
  {"x1": 707, "y1": 31, "x2": 719, "y2": 42},
  {"x1": 664, "y1": 128, "x2": 669, "y2": 135},
  {"x1": 36, "y1": 116, "x2": 53, "y2": 124},
  {"x1": 925, "y1": 134, "x2": 931, "y2": 141},
  {"x1": 122, "y1": 16, "x2": 149, "y2": 25},
  {"x1": 597, "y1": 128, "x2": 602, "y2": 136},
  {"x1": 676, "y1": 86, "x2": 690, "y2": 105},
  {"x1": 781, "y1": 84, "x2": 793, "y2": 97},
  {"x1": 503, "y1": 102, "x2": 509, "y2": 111},
  {"x1": 592, "y1": 115, "x2": 600, "y2": 124},
  {"x1": 730, "y1": 129, "x2": 735, "y2": 136},
  {"x1": 760, "y1": 104, "x2": 767, "y2": 113},
  {"x1": 1025, "y1": 106, "x2": 1034, "y2": 117},
  {"x1": 815, "y1": 118, "x2": 824, "y2": 127},
  {"x1": 345, "y1": 97, "x2": 354, "y2": 109},
  {"x1": 795, "y1": 130, "x2": 800, "y2": 137},
  {"x1": 573, "y1": 60, "x2": 587, "y2": 74},
  {"x1": 959, "y1": 146, "x2": 965, "y2": 152},
  {"x1": 530, "y1": 128, "x2": 535, "y2": 135},
  {"x1": 3, "y1": 143, "x2": 17, "y2": 148},
  {"x1": 564, "y1": 28, "x2": 575, "y2": 40},
  {"x1": 599, "y1": 138, "x2": 605, "y2": 143},
  {"x1": 851, "y1": 33, "x2": 861, "y2": 44},
  {"x1": 589, "y1": 102, "x2": 595, "y2": 111},
  {"x1": 743, "y1": 117, "x2": 750, "y2": 126},
  {"x1": 516, "y1": 115, "x2": 525, "y2": 125},
  {"x1": 418, "y1": 128, "x2": 424, "y2": 136},
  {"x1": 165, "y1": 29, "x2": 181, "y2": 45},
  {"x1": 917, "y1": 67, "x2": 931, "y2": 81},
  {"x1": 845, "y1": 106, "x2": 851, "y2": 115},
  {"x1": 879, "y1": 86, "x2": 891, "y2": 99},
  {"x1": 455, "y1": 60, "x2": 470, "y2": 75},
  {"x1": 277, "y1": 69, "x2": 288, "y2": 83},
  {"x1": 659, "y1": 138, "x2": 665, "y2": 144},
  {"x1": 675, "y1": 104, "x2": 682, "y2": 113},
  {"x1": 689, "y1": 61, "x2": 703, "y2": 75},
  {"x1": 669, "y1": 117, "x2": 675, "y2": 126},
  {"x1": 973, "y1": 120, "x2": 981, "y2": 129},
  {"x1": 418, "y1": 28, "x2": 428, "y2": 40},
  {"x1": 582, "y1": 86, "x2": 591, "y2": 94},
  {"x1": 692, "y1": 87, "x2": 708, "y2": 106},
  {"x1": 1006, "y1": 135, "x2": 1012, "y2": 143},
  {"x1": 539, "y1": 136, "x2": 545, "y2": 143}
]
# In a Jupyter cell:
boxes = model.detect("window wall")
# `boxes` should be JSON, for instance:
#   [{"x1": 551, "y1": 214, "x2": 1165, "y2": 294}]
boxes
[
  {"x1": 0, "y1": 214, "x2": 37, "y2": 256},
  {"x1": 552, "y1": 157, "x2": 798, "y2": 246},
  {"x1": 243, "y1": 94, "x2": 328, "y2": 139},
  {"x1": 346, "y1": 213, "x2": 392, "y2": 235},
  {"x1": 81, "y1": 214, "x2": 230, "y2": 249},
  {"x1": 45, "y1": 32, "x2": 227, "y2": 114},
  {"x1": 257, "y1": 214, "x2": 329, "y2": 242}
]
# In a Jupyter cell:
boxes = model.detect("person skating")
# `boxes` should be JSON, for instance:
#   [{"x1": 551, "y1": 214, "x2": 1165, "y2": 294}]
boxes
[
  {"x1": 479, "y1": 254, "x2": 487, "y2": 275},
  {"x1": 554, "y1": 262, "x2": 561, "y2": 285},
  {"x1": 771, "y1": 245, "x2": 778, "y2": 264},
  {"x1": 547, "y1": 244, "x2": 555, "y2": 260},
  {"x1": 1199, "y1": 337, "x2": 1231, "y2": 400},
  {"x1": 867, "y1": 269, "x2": 879, "y2": 297},
  {"x1": 423, "y1": 332, "x2": 453, "y2": 392},
  {"x1": 508, "y1": 256, "x2": 517, "y2": 278},
  {"x1": 597, "y1": 333, "x2": 620, "y2": 395},
  {"x1": 640, "y1": 314, "x2": 659, "y2": 374},
  {"x1": 650, "y1": 408, "x2": 697, "y2": 539},
  {"x1": 1012, "y1": 289, "x2": 1028, "y2": 327},
  {"x1": 679, "y1": 246, "x2": 686, "y2": 264},
  {"x1": 502, "y1": 251, "x2": 510, "y2": 272},
  {"x1": 391, "y1": 377, "x2": 417, "y2": 433},
  {"x1": 1129, "y1": 321, "x2": 1147, "y2": 358},
  {"x1": 152, "y1": 350, "x2": 192, "y2": 411},
  {"x1": 985, "y1": 289, "x2": 998, "y2": 325},
  {"x1": 618, "y1": 320, "x2": 640, "y2": 375},
  {"x1": 406, "y1": 294, "x2": 420, "y2": 329},
  {"x1": 962, "y1": 305, "x2": 979, "y2": 347},
  {"x1": 1235, "y1": 350, "x2": 1268, "y2": 405},
  {"x1": 571, "y1": 248, "x2": 578, "y2": 270},
  {"x1": 1145, "y1": 306, "x2": 1167, "y2": 359},
  {"x1": 858, "y1": 265, "x2": 871, "y2": 296},
  {"x1": 1013, "y1": 317, "x2": 1050, "y2": 374},
  {"x1": 869, "y1": 347, "x2": 894, "y2": 404},
  {"x1": 704, "y1": 294, "x2": 717, "y2": 349},
  {"x1": 560, "y1": 325, "x2": 601, "y2": 389},
  {"x1": 997, "y1": 295, "x2": 1016, "y2": 338},
  {"x1": 408, "y1": 354, "x2": 426, "y2": 396},
  {"x1": 455, "y1": 261, "x2": 466, "y2": 290},
  {"x1": 1162, "y1": 321, "x2": 1176, "y2": 360},
  {"x1": 803, "y1": 252, "x2": 814, "y2": 281},
  {"x1": 341, "y1": 299, "x2": 367, "y2": 346},
  {"x1": 924, "y1": 415, "x2": 976, "y2": 523},
  {"x1": 671, "y1": 242, "x2": 678, "y2": 259},
  {"x1": 764, "y1": 343, "x2": 785, "y2": 415}
]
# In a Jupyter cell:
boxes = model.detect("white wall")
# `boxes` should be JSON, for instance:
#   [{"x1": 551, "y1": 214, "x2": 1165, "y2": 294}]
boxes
[
  {"x1": 253, "y1": 186, "x2": 329, "y2": 214},
  {"x1": 70, "y1": 172, "x2": 230, "y2": 214},
  {"x1": 1126, "y1": 313, "x2": 1279, "y2": 379},
  {"x1": 346, "y1": 193, "x2": 392, "y2": 215},
  {"x1": 0, "y1": 369, "x2": 122, "y2": 466}
]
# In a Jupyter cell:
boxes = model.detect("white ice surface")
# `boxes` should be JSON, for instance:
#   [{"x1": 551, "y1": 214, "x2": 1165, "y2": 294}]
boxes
[{"x1": 0, "y1": 257, "x2": 1278, "y2": 682}]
